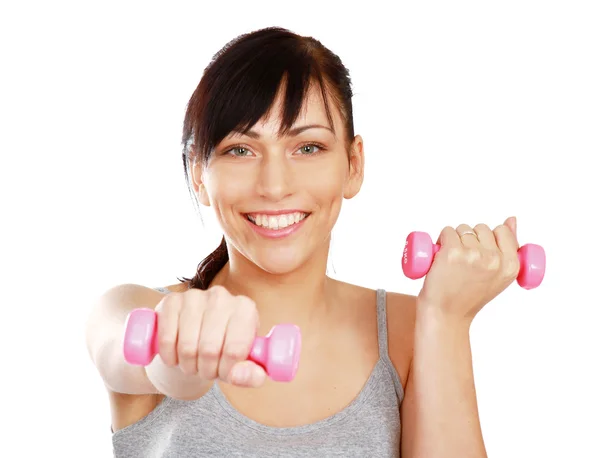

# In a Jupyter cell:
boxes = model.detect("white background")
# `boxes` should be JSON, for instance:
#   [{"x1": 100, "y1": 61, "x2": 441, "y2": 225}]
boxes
[{"x1": 1, "y1": 1, "x2": 599, "y2": 457}]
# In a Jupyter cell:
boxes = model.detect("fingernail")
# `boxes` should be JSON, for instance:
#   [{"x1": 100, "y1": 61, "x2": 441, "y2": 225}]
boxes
[{"x1": 231, "y1": 365, "x2": 250, "y2": 384}]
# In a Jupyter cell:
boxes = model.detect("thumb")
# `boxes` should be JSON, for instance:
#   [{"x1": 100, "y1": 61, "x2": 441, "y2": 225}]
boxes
[{"x1": 227, "y1": 360, "x2": 267, "y2": 388}]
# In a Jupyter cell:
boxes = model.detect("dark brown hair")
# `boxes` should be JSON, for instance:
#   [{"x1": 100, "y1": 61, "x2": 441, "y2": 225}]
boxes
[{"x1": 178, "y1": 27, "x2": 355, "y2": 290}]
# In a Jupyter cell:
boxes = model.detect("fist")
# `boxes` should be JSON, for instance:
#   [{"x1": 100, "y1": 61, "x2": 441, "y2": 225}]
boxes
[
  {"x1": 418, "y1": 217, "x2": 520, "y2": 322},
  {"x1": 154, "y1": 285, "x2": 267, "y2": 387}
]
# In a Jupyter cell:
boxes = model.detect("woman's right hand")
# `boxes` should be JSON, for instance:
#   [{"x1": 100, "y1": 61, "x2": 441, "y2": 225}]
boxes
[{"x1": 154, "y1": 285, "x2": 267, "y2": 388}]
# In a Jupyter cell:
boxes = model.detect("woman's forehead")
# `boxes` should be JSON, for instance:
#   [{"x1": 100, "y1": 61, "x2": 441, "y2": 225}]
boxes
[{"x1": 252, "y1": 85, "x2": 340, "y2": 135}]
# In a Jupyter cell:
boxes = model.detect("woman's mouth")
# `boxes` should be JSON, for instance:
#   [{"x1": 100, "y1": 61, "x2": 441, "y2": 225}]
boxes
[{"x1": 245, "y1": 211, "x2": 310, "y2": 230}]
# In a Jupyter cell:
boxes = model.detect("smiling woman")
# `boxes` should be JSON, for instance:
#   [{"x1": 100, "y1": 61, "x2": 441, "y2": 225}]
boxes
[
  {"x1": 179, "y1": 28, "x2": 361, "y2": 287},
  {"x1": 186, "y1": 79, "x2": 362, "y2": 277},
  {"x1": 86, "y1": 26, "x2": 504, "y2": 458}
]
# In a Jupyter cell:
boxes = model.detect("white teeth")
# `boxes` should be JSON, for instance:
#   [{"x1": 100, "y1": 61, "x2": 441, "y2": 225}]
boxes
[
  {"x1": 269, "y1": 216, "x2": 278, "y2": 230},
  {"x1": 247, "y1": 212, "x2": 308, "y2": 230}
]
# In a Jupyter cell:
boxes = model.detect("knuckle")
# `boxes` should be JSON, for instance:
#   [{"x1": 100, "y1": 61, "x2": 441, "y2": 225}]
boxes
[
  {"x1": 197, "y1": 341, "x2": 221, "y2": 359},
  {"x1": 158, "y1": 335, "x2": 176, "y2": 349},
  {"x1": 493, "y1": 224, "x2": 508, "y2": 236},
  {"x1": 178, "y1": 360, "x2": 197, "y2": 375},
  {"x1": 179, "y1": 366, "x2": 196, "y2": 376},
  {"x1": 455, "y1": 223, "x2": 473, "y2": 234},
  {"x1": 474, "y1": 223, "x2": 491, "y2": 233},
  {"x1": 186, "y1": 288, "x2": 207, "y2": 306},
  {"x1": 503, "y1": 257, "x2": 520, "y2": 278},
  {"x1": 465, "y1": 248, "x2": 482, "y2": 264},
  {"x1": 207, "y1": 287, "x2": 231, "y2": 310},
  {"x1": 157, "y1": 295, "x2": 178, "y2": 313},
  {"x1": 484, "y1": 251, "x2": 502, "y2": 271},
  {"x1": 446, "y1": 247, "x2": 464, "y2": 263},
  {"x1": 159, "y1": 353, "x2": 176, "y2": 367},
  {"x1": 197, "y1": 365, "x2": 217, "y2": 381},
  {"x1": 177, "y1": 342, "x2": 198, "y2": 359},
  {"x1": 223, "y1": 342, "x2": 249, "y2": 360},
  {"x1": 209, "y1": 285, "x2": 229, "y2": 298},
  {"x1": 186, "y1": 288, "x2": 204, "y2": 300}
]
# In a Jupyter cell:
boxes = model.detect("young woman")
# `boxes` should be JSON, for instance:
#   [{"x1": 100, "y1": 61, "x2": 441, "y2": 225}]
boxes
[{"x1": 86, "y1": 27, "x2": 522, "y2": 457}]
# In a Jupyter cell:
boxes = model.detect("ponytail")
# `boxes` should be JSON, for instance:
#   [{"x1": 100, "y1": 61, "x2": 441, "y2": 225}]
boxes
[{"x1": 179, "y1": 236, "x2": 228, "y2": 290}]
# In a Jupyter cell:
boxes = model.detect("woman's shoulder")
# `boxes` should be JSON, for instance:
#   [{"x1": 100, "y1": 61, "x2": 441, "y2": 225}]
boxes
[
  {"x1": 334, "y1": 279, "x2": 417, "y2": 321},
  {"x1": 337, "y1": 280, "x2": 417, "y2": 388}
]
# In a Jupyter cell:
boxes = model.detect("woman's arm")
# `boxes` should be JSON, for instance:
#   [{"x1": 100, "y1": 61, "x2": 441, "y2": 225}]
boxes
[
  {"x1": 400, "y1": 302, "x2": 487, "y2": 458},
  {"x1": 399, "y1": 218, "x2": 522, "y2": 457},
  {"x1": 85, "y1": 283, "x2": 212, "y2": 400}
]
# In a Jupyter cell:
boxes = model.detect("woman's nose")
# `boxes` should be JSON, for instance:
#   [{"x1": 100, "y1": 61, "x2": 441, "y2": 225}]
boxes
[{"x1": 255, "y1": 154, "x2": 293, "y2": 201}]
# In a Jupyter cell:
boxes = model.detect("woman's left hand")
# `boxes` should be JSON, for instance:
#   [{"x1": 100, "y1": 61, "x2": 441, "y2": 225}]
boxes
[{"x1": 418, "y1": 216, "x2": 521, "y2": 324}]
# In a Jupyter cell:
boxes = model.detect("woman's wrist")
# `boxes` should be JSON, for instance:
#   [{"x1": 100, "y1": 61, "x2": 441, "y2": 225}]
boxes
[{"x1": 416, "y1": 296, "x2": 474, "y2": 334}]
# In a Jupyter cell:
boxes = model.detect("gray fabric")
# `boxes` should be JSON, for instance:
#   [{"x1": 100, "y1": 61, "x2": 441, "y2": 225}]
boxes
[{"x1": 112, "y1": 289, "x2": 404, "y2": 457}]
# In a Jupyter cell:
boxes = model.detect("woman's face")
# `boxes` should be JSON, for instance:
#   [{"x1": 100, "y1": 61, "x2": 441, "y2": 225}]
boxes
[{"x1": 192, "y1": 83, "x2": 364, "y2": 275}]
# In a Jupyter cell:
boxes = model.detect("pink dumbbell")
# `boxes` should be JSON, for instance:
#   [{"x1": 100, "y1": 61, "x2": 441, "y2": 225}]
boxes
[
  {"x1": 123, "y1": 308, "x2": 302, "y2": 382},
  {"x1": 402, "y1": 231, "x2": 546, "y2": 289}
]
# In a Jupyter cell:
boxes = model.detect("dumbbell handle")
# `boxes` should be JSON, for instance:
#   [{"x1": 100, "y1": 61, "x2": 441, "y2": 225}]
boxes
[
  {"x1": 123, "y1": 308, "x2": 278, "y2": 370},
  {"x1": 425, "y1": 244, "x2": 538, "y2": 257},
  {"x1": 403, "y1": 233, "x2": 545, "y2": 289}
]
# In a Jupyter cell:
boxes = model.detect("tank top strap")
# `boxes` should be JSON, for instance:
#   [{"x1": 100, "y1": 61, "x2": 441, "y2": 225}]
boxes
[
  {"x1": 153, "y1": 286, "x2": 171, "y2": 294},
  {"x1": 376, "y1": 288, "x2": 404, "y2": 401}
]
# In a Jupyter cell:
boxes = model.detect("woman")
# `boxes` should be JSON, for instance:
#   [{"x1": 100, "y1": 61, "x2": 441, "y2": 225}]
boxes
[{"x1": 86, "y1": 27, "x2": 521, "y2": 457}]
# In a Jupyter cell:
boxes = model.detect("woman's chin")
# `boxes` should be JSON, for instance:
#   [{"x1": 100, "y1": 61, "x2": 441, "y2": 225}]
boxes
[{"x1": 249, "y1": 250, "x2": 308, "y2": 276}]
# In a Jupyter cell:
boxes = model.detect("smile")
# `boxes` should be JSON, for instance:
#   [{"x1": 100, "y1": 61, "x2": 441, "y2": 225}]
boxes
[
  {"x1": 245, "y1": 211, "x2": 309, "y2": 230},
  {"x1": 244, "y1": 211, "x2": 311, "y2": 239}
]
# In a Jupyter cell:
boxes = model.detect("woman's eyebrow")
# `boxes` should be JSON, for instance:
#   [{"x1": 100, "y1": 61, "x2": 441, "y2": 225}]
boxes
[{"x1": 233, "y1": 124, "x2": 335, "y2": 139}]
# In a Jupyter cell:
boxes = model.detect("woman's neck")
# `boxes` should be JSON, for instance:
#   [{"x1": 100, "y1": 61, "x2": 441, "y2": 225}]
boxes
[{"x1": 210, "y1": 246, "x2": 337, "y2": 335}]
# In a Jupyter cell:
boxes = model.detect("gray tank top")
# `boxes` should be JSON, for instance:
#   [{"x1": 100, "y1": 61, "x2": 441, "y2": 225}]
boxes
[{"x1": 112, "y1": 288, "x2": 404, "y2": 457}]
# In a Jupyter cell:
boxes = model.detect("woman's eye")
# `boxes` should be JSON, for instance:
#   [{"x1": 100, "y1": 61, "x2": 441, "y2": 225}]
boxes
[
  {"x1": 230, "y1": 147, "x2": 251, "y2": 156},
  {"x1": 225, "y1": 144, "x2": 321, "y2": 157},
  {"x1": 298, "y1": 144, "x2": 320, "y2": 155}
]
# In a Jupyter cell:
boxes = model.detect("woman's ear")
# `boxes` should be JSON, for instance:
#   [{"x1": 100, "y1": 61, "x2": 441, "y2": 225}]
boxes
[
  {"x1": 343, "y1": 135, "x2": 365, "y2": 199},
  {"x1": 190, "y1": 155, "x2": 211, "y2": 207}
]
